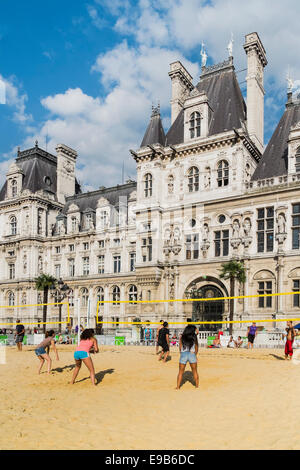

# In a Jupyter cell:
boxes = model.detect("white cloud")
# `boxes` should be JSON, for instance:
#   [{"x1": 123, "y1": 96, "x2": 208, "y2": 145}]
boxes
[{"x1": 0, "y1": 74, "x2": 32, "y2": 124}]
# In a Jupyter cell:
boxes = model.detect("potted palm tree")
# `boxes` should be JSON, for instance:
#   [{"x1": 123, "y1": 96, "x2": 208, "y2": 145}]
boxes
[
  {"x1": 35, "y1": 274, "x2": 57, "y2": 333},
  {"x1": 219, "y1": 260, "x2": 246, "y2": 335}
]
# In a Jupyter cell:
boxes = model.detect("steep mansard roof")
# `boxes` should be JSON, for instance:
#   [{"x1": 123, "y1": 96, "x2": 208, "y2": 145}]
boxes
[
  {"x1": 0, "y1": 145, "x2": 81, "y2": 201},
  {"x1": 252, "y1": 100, "x2": 300, "y2": 180},
  {"x1": 141, "y1": 107, "x2": 166, "y2": 147},
  {"x1": 62, "y1": 181, "x2": 137, "y2": 214},
  {"x1": 165, "y1": 60, "x2": 247, "y2": 146}
]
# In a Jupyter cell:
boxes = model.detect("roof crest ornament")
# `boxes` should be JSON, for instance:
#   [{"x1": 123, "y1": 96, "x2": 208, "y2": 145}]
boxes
[
  {"x1": 200, "y1": 41, "x2": 207, "y2": 67},
  {"x1": 151, "y1": 102, "x2": 160, "y2": 117},
  {"x1": 286, "y1": 66, "x2": 294, "y2": 93},
  {"x1": 227, "y1": 32, "x2": 234, "y2": 58}
]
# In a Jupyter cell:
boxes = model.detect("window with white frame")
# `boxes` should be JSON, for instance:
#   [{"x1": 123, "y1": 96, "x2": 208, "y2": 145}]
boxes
[
  {"x1": 8, "y1": 291, "x2": 15, "y2": 306},
  {"x1": 55, "y1": 264, "x2": 61, "y2": 279},
  {"x1": 113, "y1": 255, "x2": 121, "y2": 273},
  {"x1": 188, "y1": 167, "x2": 199, "y2": 192},
  {"x1": 10, "y1": 216, "x2": 17, "y2": 235},
  {"x1": 144, "y1": 173, "x2": 153, "y2": 198},
  {"x1": 258, "y1": 281, "x2": 272, "y2": 308},
  {"x1": 189, "y1": 111, "x2": 201, "y2": 139},
  {"x1": 69, "y1": 259, "x2": 75, "y2": 277},
  {"x1": 97, "y1": 286, "x2": 104, "y2": 306},
  {"x1": 130, "y1": 252, "x2": 136, "y2": 272},
  {"x1": 11, "y1": 179, "x2": 17, "y2": 197},
  {"x1": 69, "y1": 244, "x2": 74, "y2": 252},
  {"x1": 9, "y1": 263, "x2": 15, "y2": 279},
  {"x1": 293, "y1": 280, "x2": 300, "y2": 307},
  {"x1": 185, "y1": 234, "x2": 199, "y2": 260},
  {"x1": 82, "y1": 257, "x2": 90, "y2": 276},
  {"x1": 83, "y1": 242, "x2": 89, "y2": 251},
  {"x1": 68, "y1": 289, "x2": 74, "y2": 307},
  {"x1": 98, "y1": 255, "x2": 105, "y2": 274},
  {"x1": 257, "y1": 207, "x2": 274, "y2": 253},
  {"x1": 100, "y1": 211, "x2": 108, "y2": 227},
  {"x1": 217, "y1": 160, "x2": 229, "y2": 187},
  {"x1": 112, "y1": 285, "x2": 120, "y2": 305},
  {"x1": 142, "y1": 237, "x2": 152, "y2": 262},
  {"x1": 129, "y1": 285, "x2": 137, "y2": 303},
  {"x1": 81, "y1": 288, "x2": 89, "y2": 307},
  {"x1": 214, "y1": 230, "x2": 229, "y2": 257}
]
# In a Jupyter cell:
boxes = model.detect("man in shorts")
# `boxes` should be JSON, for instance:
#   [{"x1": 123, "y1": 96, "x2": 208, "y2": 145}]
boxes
[
  {"x1": 156, "y1": 319, "x2": 164, "y2": 354},
  {"x1": 15, "y1": 320, "x2": 25, "y2": 351},
  {"x1": 158, "y1": 322, "x2": 170, "y2": 363},
  {"x1": 247, "y1": 322, "x2": 258, "y2": 349}
]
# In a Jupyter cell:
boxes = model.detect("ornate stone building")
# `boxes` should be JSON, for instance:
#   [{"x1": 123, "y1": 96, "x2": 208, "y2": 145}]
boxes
[{"x1": 1, "y1": 32, "x2": 300, "y2": 331}]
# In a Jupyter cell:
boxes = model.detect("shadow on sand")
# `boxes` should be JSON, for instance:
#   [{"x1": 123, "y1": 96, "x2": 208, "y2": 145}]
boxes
[
  {"x1": 181, "y1": 370, "x2": 196, "y2": 387},
  {"x1": 75, "y1": 368, "x2": 115, "y2": 385},
  {"x1": 270, "y1": 354, "x2": 285, "y2": 361},
  {"x1": 51, "y1": 364, "x2": 76, "y2": 373}
]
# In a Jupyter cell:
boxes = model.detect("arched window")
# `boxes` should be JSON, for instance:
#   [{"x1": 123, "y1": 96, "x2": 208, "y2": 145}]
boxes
[
  {"x1": 11, "y1": 179, "x2": 17, "y2": 197},
  {"x1": 188, "y1": 166, "x2": 199, "y2": 192},
  {"x1": 144, "y1": 173, "x2": 152, "y2": 198},
  {"x1": 81, "y1": 287, "x2": 89, "y2": 307},
  {"x1": 10, "y1": 216, "x2": 17, "y2": 235},
  {"x1": 217, "y1": 160, "x2": 229, "y2": 187},
  {"x1": 112, "y1": 286, "x2": 120, "y2": 305},
  {"x1": 296, "y1": 147, "x2": 300, "y2": 173},
  {"x1": 97, "y1": 287, "x2": 104, "y2": 306},
  {"x1": 8, "y1": 291, "x2": 15, "y2": 306},
  {"x1": 128, "y1": 285, "x2": 138, "y2": 303},
  {"x1": 189, "y1": 112, "x2": 201, "y2": 139}
]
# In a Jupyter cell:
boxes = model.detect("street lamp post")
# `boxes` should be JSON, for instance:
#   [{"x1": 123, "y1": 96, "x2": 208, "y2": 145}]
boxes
[{"x1": 51, "y1": 278, "x2": 70, "y2": 333}]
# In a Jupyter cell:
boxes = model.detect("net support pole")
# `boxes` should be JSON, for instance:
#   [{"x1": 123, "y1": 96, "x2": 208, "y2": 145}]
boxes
[{"x1": 77, "y1": 298, "x2": 80, "y2": 345}]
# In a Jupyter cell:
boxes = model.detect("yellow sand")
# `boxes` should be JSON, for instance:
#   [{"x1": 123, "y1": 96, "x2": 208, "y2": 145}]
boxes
[{"x1": 0, "y1": 345, "x2": 300, "y2": 450}]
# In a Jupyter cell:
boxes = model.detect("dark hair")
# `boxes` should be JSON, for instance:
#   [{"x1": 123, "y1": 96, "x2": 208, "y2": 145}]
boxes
[
  {"x1": 187, "y1": 318, "x2": 192, "y2": 323},
  {"x1": 160, "y1": 319, "x2": 164, "y2": 323},
  {"x1": 80, "y1": 328, "x2": 95, "y2": 340},
  {"x1": 181, "y1": 325, "x2": 198, "y2": 351},
  {"x1": 163, "y1": 321, "x2": 168, "y2": 327},
  {"x1": 46, "y1": 329, "x2": 55, "y2": 337}
]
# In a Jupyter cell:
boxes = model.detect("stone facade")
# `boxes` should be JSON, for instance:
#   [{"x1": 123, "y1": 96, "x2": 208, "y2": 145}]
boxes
[{"x1": 1, "y1": 32, "x2": 300, "y2": 332}]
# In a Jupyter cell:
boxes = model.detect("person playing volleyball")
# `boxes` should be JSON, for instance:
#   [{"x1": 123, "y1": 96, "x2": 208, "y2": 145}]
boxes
[
  {"x1": 176, "y1": 325, "x2": 199, "y2": 389},
  {"x1": 34, "y1": 329, "x2": 59, "y2": 374},
  {"x1": 71, "y1": 328, "x2": 99, "y2": 386}
]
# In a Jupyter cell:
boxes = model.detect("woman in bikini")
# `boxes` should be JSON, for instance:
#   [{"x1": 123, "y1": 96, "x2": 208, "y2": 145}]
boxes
[{"x1": 71, "y1": 328, "x2": 99, "y2": 386}]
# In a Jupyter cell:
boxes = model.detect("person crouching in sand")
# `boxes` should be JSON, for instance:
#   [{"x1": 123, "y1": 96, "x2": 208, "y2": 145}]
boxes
[
  {"x1": 35, "y1": 329, "x2": 59, "y2": 374},
  {"x1": 176, "y1": 325, "x2": 199, "y2": 389},
  {"x1": 71, "y1": 329, "x2": 99, "y2": 386}
]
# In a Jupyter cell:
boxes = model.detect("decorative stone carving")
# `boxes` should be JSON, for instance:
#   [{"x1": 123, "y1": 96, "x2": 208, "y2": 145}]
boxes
[
  {"x1": 167, "y1": 175, "x2": 174, "y2": 194},
  {"x1": 232, "y1": 219, "x2": 241, "y2": 238},
  {"x1": 202, "y1": 223, "x2": 209, "y2": 240},
  {"x1": 277, "y1": 213, "x2": 286, "y2": 234},
  {"x1": 243, "y1": 218, "x2": 251, "y2": 237}
]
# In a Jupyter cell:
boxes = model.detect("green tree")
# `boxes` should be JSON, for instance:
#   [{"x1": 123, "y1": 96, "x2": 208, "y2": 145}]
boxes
[
  {"x1": 35, "y1": 274, "x2": 57, "y2": 333},
  {"x1": 219, "y1": 260, "x2": 246, "y2": 335}
]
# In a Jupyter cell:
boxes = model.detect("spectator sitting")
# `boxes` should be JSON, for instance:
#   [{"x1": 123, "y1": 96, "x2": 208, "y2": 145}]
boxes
[
  {"x1": 227, "y1": 335, "x2": 236, "y2": 348},
  {"x1": 236, "y1": 336, "x2": 243, "y2": 348}
]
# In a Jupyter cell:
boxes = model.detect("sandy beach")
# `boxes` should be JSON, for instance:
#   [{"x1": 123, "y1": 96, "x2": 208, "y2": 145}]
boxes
[{"x1": 0, "y1": 344, "x2": 300, "y2": 450}]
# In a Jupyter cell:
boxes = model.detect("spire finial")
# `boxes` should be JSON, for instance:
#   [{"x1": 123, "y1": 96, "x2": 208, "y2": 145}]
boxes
[
  {"x1": 200, "y1": 41, "x2": 207, "y2": 67},
  {"x1": 287, "y1": 66, "x2": 294, "y2": 93},
  {"x1": 35, "y1": 140, "x2": 38, "y2": 148},
  {"x1": 227, "y1": 32, "x2": 234, "y2": 58},
  {"x1": 151, "y1": 101, "x2": 160, "y2": 117}
]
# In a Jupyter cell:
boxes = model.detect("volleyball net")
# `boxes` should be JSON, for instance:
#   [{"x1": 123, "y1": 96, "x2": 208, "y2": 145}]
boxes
[
  {"x1": 95, "y1": 291, "x2": 300, "y2": 326},
  {"x1": 0, "y1": 302, "x2": 70, "y2": 327}
]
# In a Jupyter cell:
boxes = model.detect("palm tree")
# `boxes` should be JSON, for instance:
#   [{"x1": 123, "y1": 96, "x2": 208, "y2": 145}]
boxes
[
  {"x1": 35, "y1": 274, "x2": 57, "y2": 333},
  {"x1": 219, "y1": 260, "x2": 246, "y2": 335}
]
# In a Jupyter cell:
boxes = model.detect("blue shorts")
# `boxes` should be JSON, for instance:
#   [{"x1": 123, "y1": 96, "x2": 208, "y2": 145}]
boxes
[
  {"x1": 35, "y1": 347, "x2": 46, "y2": 356},
  {"x1": 179, "y1": 351, "x2": 197, "y2": 364},
  {"x1": 74, "y1": 351, "x2": 89, "y2": 360}
]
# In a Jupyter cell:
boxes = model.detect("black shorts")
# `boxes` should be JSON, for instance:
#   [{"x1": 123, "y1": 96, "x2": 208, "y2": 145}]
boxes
[
  {"x1": 248, "y1": 334, "x2": 255, "y2": 344},
  {"x1": 161, "y1": 343, "x2": 169, "y2": 353},
  {"x1": 16, "y1": 334, "x2": 24, "y2": 343}
]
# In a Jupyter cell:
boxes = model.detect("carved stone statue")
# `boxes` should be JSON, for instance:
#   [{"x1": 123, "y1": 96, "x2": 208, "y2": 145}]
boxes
[
  {"x1": 200, "y1": 42, "x2": 207, "y2": 67},
  {"x1": 227, "y1": 33, "x2": 234, "y2": 57},
  {"x1": 243, "y1": 218, "x2": 251, "y2": 237},
  {"x1": 277, "y1": 213, "x2": 286, "y2": 234},
  {"x1": 232, "y1": 219, "x2": 240, "y2": 238},
  {"x1": 168, "y1": 175, "x2": 174, "y2": 194},
  {"x1": 202, "y1": 223, "x2": 209, "y2": 240},
  {"x1": 204, "y1": 168, "x2": 211, "y2": 189}
]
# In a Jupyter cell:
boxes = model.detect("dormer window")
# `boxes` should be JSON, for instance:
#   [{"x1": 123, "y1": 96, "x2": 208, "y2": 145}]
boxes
[
  {"x1": 144, "y1": 173, "x2": 152, "y2": 198},
  {"x1": 188, "y1": 166, "x2": 199, "y2": 192},
  {"x1": 217, "y1": 160, "x2": 229, "y2": 187},
  {"x1": 10, "y1": 216, "x2": 17, "y2": 235},
  {"x1": 11, "y1": 179, "x2": 17, "y2": 197},
  {"x1": 189, "y1": 112, "x2": 201, "y2": 139},
  {"x1": 295, "y1": 147, "x2": 300, "y2": 173}
]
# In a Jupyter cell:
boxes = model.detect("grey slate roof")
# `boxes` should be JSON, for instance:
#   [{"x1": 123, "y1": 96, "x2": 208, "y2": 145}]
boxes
[
  {"x1": 63, "y1": 181, "x2": 137, "y2": 214},
  {"x1": 165, "y1": 62, "x2": 246, "y2": 146},
  {"x1": 252, "y1": 101, "x2": 300, "y2": 180},
  {"x1": 141, "y1": 108, "x2": 166, "y2": 147},
  {"x1": 0, "y1": 145, "x2": 81, "y2": 201}
]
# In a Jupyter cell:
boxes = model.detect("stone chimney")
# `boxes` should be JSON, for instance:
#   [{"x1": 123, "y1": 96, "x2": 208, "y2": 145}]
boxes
[
  {"x1": 169, "y1": 61, "x2": 194, "y2": 124},
  {"x1": 56, "y1": 144, "x2": 77, "y2": 203},
  {"x1": 243, "y1": 32, "x2": 267, "y2": 153}
]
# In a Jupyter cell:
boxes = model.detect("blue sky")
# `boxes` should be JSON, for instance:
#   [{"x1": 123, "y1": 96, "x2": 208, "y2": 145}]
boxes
[{"x1": 0, "y1": 0, "x2": 299, "y2": 190}]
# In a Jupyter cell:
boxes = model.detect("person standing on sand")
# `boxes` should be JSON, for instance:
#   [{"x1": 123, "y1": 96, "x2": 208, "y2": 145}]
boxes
[
  {"x1": 156, "y1": 320, "x2": 164, "y2": 354},
  {"x1": 71, "y1": 329, "x2": 99, "y2": 386},
  {"x1": 158, "y1": 322, "x2": 170, "y2": 363},
  {"x1": 247, "y1": 322, "x2": 258, "y2": 349},
  {"x1": 34, "y1": 330, "x2": 59, "y2": 374},
  {"x1": 285, "y1": 321, "x2": 298, "y2": 360},
  {"x1": 176, "y1": 325, "x2": 199, "y2": 389},
  {"x1": 15, "y1": 320, "x2": 25, "y2": 351}
]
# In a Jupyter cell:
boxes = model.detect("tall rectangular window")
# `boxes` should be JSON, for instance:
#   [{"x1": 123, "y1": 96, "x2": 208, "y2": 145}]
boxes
[
  {"x1": 55, "y1": 264, "x2": 61, "y2": 279},
  {"x1": 69, "y1": 244, "x2": 74, "y2": 252},
  {"x1": 293, "y1": 280, "x2": 300, "y2": 307},
  {"x1": 98, "y1": 255, "x2": 105, "y2": 274},
  {"x1": 130, "y1": 252, "x2": 136, "y2": 272},
  {"x1": 83, "y1": 242, "x2": 89, "y2": 251},
  {"x1": 142, "y1": 238, "x2": 152, "y2": 262},
  {"x1": 185, "y1": 234, "x2": 199, "y2": 260},
  {"x1": 113, "y1": 255, "x2": 121, "y2": 273},
  {"x1": 83, "y1": 257, "x2": 90, "y2": 276},
  {"x1": 258, "y1": 281, "x2": 272, "y2": 308},
  {"x1": 9, "y1": 263, "x2": 15, "y2": 280},
  {"x1": 257, "y1": 207, "x2": 274, "y2": 253},
  {"x1": 214, "y1": 230, "x2": 229, "y2": 257},
  {"x1": 69, "y1": 259, "x2": 75, "y2": 277},
  {"x1": 292, "y1": 204, "x2": 300, "y2": 250}
]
